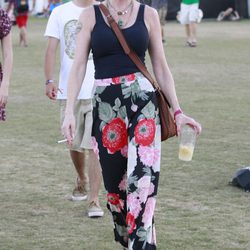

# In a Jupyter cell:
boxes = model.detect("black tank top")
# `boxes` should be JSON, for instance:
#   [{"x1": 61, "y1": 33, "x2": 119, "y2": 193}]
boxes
[{"x1": 91, "y1": 4, "x2": 149, "y2": 79}]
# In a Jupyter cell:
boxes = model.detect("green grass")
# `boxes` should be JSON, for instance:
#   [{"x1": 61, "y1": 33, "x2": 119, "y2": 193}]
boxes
[{"x1": 0, "y1": 17, "x2": 250, "y2": 250}]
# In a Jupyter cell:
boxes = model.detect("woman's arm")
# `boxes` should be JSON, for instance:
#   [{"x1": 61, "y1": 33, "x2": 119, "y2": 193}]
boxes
[
  {"x1": 146, "y1": 7, "x2": 180, "y2": 112},
  {"x1": 0, "y1": 32, "x2": 13, "y2": 107},
  {"x1": 145, "y1": 6, "x2": 201, "y2": 134},
  {"x1": 62, "y1": 6, "x2": 95, "y2": 142}
]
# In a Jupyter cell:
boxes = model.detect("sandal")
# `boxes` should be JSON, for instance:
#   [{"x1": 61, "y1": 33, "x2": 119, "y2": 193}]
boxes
[{"x1": 186, "y1": 41, "x2": 197, "y2": 47}]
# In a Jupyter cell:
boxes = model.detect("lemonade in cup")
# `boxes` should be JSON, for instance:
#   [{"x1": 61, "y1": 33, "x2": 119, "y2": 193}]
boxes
[{"x1": 178, "y1": 124, "x2": 197, "y2": 161}]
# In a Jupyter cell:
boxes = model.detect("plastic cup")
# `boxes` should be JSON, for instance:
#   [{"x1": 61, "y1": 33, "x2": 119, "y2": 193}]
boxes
[{"x1": 178, "y1": 124, "x2": 197, "y2": 161}]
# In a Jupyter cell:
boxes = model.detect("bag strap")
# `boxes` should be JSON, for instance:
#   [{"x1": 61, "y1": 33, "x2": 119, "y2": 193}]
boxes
[{"x1": 99, "y1": 3, "x2": 160, "y2": 91}]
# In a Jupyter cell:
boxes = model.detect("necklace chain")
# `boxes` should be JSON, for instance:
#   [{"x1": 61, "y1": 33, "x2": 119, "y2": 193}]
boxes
[
  {"x1": 107, "y1": 0, "x2": 133, "y2": 16},
  {"x1": 107, "y1": 0, "x2": 134, "y2": 28}
]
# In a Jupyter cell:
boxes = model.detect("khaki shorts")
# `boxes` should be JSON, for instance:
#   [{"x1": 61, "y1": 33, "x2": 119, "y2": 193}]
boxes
[
  {"x1": 151, "y1": 0, "x2": 168, "y2": 24},
  {"x1": 158, "y1": 7, "x2": 168, "y2": 25},
  {"x1": 60, "y1": 99, "x2": 93, "y2": 152}
]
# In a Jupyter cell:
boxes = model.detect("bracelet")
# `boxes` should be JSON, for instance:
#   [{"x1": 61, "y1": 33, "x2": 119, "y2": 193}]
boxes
[
  {"x1": 174, "y1": 109, "x2": 183, "y2": 120},
  {"x1": 45, "y1": 79, "x2": 55, "y2": 85}
]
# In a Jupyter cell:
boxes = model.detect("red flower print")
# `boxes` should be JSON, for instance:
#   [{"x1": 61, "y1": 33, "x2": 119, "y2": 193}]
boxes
[
  {"x1": 124, "y1": 73, "x2": 135, "y2": 82},
  {"x1": 134, "y1": 119, "x2": 156, "y2": 146},
  {"x1": 126, "y1": 213, "x2": 136, "y2": 234},
  {"x1": 102, "y1": 117, "x2": 127, "y2": 154},
  {"x1": 107, "y1": 193, "x2": 120, "y2": 205},
  {"x1": 112, "y1": 77, "x2": 121, "y2": 84}
]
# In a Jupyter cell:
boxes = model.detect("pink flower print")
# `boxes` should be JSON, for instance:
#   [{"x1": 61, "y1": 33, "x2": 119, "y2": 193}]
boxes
[
  {"x1": 137, "y1": 176, "x2": 155, "y2": 203},
  {"x1": 137, "y1": 176, "x2": 151, "y2": 189},
  {"x1": 139, "y1": 188, "x2": 149, "y2": 204},
  {"x1": 121, "y1": 145, "x2": 128, "y2": 158},
  {"x1": 127, "y1": 193, "x2": 141, "y2": 218},
  {"x1": 148, "y1": 183, "x2": 155, "y2": 196},
  {"x1": 91, "y1": 137, "x2": 99, "y2": 159},
  {"x1": 131, "y1": 104, "x2": 138, "y2": 112},
  {"x1": 138, "y1": 145, "x2": 160, "y2": 167},
  {"x1": 142, "y1": 197, "x2": 156, "y2": 229},
  {"x1": 139, "y1": 185, "x2": 155, "y2": 204},
  {"x1": 118, "y1": 172, "x2": 127, "y2": 191}
]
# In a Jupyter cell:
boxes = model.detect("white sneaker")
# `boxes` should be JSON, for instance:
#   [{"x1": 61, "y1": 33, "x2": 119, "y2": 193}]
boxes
[
  {"x1": 87, "y1": 201, "x2": 104, "y2": 218},
  {"x1": 71, "y1": 179, "x2": 88, "y2": 201},
  {"x1": 71, "y1": 188, "x2": 88, "y2": 201}
]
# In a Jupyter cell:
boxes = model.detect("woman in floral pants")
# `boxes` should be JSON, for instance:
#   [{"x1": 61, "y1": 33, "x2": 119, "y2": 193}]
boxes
[
  {"x1": 92, "y1": 73, "x2": 160, "y2": 249},
  {"x1": 62, "y1": 1, "x2": 201, "y2": 249}
]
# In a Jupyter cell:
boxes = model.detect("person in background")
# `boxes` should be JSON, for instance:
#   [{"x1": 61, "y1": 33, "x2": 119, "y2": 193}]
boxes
[
  {"x1": 44, "y1": 0, "x2": 104, "y2": 218},
  {"x1": 151, "y1": 0, "x2": 168, "y2": 43},
  {"x1": 7, "y1": 0, "x2": 29, "y2": 47},
  {"x1": 0, "y1": 8, "x2": 13, "y2": 121},
  {"x1": 179, "y1": 0, "x2": 201, "y2": 47},
  {"x1": 217, "y1": 7, "x2": 240, "y2": 21},
  {"x1": 62, "y1": 0, "x2": 201, "y2": 249}
]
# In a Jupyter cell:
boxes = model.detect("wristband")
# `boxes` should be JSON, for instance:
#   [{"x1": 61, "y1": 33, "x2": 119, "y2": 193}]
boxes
[
  {"x1": 45, "y1": 79, "x2": 55, "y2": 85},
  {"x1": 174, "y1": 109, "x2": 183, "y2": 120}
]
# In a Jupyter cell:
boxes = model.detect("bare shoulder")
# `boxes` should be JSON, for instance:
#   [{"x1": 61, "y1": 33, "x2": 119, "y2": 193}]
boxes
[
  {"x1": 143, "y1": 4, "x2": 160, "y2": 32},
  {"x1": 144, "y1": 4, "x2": 159, "y2": 21}
]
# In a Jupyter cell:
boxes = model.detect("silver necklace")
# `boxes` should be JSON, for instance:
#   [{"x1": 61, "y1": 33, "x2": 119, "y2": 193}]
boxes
[
  {"x1": 107, "y1": 0, "x2": 133, "y2": 16},
  {"x1": 107, "y1": 0, "x2": 134, "y2": 28}
]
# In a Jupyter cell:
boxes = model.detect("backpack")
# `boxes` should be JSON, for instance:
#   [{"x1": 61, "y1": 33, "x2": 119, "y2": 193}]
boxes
[
  {"x1": 230, "y1": 167, "x2": 250, "y2": 192},
  {"x1": 16, "y1": 0, "x2": 29, "y2": 14}
]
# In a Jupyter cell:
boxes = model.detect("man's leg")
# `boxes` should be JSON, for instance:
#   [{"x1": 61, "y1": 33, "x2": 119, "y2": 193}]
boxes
[
  {"x1": 70, "y1": 150, "x2": 88, "y2": 201},
  {"x1": 70, "y1": 150, "x2": 88, "y2": 185},
  {"x1": 87, "y1": 149, "x2": 104, "y2": 218},
  {"x1": 75, "y1": 100, "x2": 104, "y2": 217},
  {"x1": 188, "y1": 4, "x2": 199, "y2": 46},
  {"x1": 87, "y1": 150, "x2": 102, "y2": 203},
  {"x1": 189, "y1": 22, "x2": 197, "y2": 45},
  {"x1": 185, "y1": 24, "x2": 191, "y2": 43}
]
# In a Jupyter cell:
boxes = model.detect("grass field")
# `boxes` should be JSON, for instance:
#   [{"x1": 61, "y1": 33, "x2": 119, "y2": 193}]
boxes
[{"x1": 0, "y1": 17, "x2": 250, "y2": 250}]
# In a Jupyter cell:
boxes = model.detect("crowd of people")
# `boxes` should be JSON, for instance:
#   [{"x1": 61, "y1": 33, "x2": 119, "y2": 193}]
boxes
[{"x1": 0, "y1": 0, "x2": 205, "y2": 249}]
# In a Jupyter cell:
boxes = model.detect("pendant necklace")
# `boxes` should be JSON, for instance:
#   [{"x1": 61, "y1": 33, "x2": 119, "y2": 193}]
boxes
[{"x1": 107, "y1": 0, "x2": 133, "y2": 28}]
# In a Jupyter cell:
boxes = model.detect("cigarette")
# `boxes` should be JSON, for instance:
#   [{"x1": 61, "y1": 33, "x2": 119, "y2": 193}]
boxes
[{"x1": 57, "y1": 139, "x2": 67, "y2": 144}]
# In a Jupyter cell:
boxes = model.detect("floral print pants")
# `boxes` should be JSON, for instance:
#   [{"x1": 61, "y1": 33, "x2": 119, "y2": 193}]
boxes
[{"x1": 91, "y1": 73, "x2": 161, "y2": 250}]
